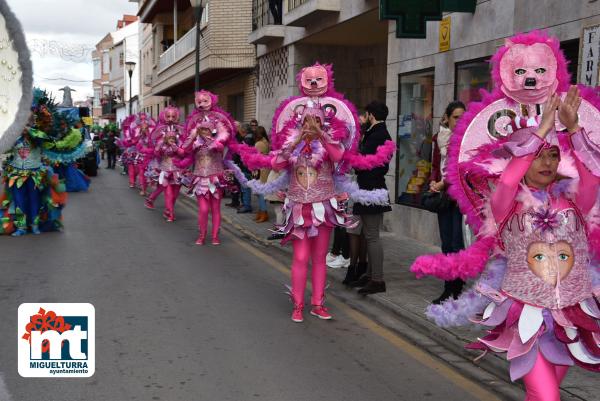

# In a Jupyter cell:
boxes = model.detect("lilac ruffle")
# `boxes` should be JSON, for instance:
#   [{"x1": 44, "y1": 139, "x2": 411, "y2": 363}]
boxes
[{"x1": 570, "y1": 128, "x2": 600, "y2": 177}]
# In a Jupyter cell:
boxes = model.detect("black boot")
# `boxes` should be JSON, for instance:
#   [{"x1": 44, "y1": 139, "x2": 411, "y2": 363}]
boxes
[
  {"x1": 342, "y1": 264, "x2": 357, "y2": 285},
  {"x1": 432, "y1": 279, "x2": 465, "y2": 304},
  {"x1": 450, "y1": 278, "x2": 465, "y2": 298},
  {"x1": 344, "y1": 262, "x2": 367, "y2": 286},
  {"x1": 357, "y1": 280, "x2": 386, "y2": 295}
]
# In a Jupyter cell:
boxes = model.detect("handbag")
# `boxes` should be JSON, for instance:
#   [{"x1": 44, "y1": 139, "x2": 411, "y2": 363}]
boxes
[{"x1": 421, "y1": 191, "x2": 452, "y2": 213}]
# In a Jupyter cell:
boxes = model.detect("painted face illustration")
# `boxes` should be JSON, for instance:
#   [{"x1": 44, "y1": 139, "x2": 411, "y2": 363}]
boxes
[
  {"x1": 295, "y1": 166, "x2": 318, "y2": 189},
  {"x1": 300, "y1": 65, "x2": 328, "y2": 97},
  {"x1": 499, "y1": 42, "x2": 558, "y2": 105},
  {"x1": 526, "y1": 240, "x2": 574, "y2": 286}
]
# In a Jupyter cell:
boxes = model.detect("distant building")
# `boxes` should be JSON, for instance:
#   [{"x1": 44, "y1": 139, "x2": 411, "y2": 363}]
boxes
[{"x1": 136, "y1": 0, "x2": 256, "y2": 122}]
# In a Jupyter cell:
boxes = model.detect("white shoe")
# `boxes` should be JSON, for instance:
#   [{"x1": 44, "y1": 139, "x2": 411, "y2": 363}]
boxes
[
  {"x1": 328, "y1": 255, "x2": 350, "y2": 269},
  {"x1": 326, "y1": 252, "x2": 338, "y2": 265}
]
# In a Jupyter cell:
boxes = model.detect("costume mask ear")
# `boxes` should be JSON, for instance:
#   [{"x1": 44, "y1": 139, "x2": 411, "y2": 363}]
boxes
[
  {"x1": 0, "y1": 2, "x2": 33, "y2": 154},
  {"x1": 300, "y1": 65, "x2": 328, "y2": 97}
]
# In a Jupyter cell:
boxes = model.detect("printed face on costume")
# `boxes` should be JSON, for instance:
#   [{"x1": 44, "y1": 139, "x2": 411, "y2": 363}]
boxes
[
  {"x1": 195, "y1": 93, "x2": 212, "y2": 110},
  {"x1": 499, "y1": 42, "x2": 559, "y2": 105},
  {"x1": 295, "y1": 166, "x2": 318, "y2": 189},
  {"x1": 300, "y1": 66, "x2": 328, "y2": 97},
  {"x1": 524, "y1": 147, "x2": 560, "y2": 189},
  {"x1": 527, "y1": 240, "x2": 574, "y2": 286}
]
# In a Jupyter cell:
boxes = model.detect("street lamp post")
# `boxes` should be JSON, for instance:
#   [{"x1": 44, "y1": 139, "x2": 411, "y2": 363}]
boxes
[
  {"x1": 125, "y1": 61, "x2": 136, "y2": 115},
  {"x1": 190, "y1": 0, "x2": 204, "y2": 92}
]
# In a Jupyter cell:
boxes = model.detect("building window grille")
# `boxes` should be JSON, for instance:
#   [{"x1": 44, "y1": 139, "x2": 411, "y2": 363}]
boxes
[{"x1": 259, "y1": 47, "x2": 288, "y2": 99}]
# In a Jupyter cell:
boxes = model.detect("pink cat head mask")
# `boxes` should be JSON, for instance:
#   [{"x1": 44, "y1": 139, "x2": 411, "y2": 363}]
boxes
[
  {"x1": 492, "y1": 31, "x2": 571, "y2": 105},
  {"x1": 299, "y1": 65, "x2": 329, "y2": 97},
  {"x1": 194, "y1": 90, "x2": 218, "y2": 110}
]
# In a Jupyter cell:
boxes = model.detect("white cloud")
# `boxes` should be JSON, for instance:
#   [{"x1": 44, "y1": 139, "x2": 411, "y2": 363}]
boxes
[{"x1": 6, "y1": 0, "x2": 139, "y2": 102}]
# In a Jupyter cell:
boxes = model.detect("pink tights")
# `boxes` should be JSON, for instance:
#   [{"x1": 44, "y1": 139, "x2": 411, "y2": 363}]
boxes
[
  {"x1": 291, "y1": 226, "x2": 332, "y2": 307},
  {"x1": 164, "y1": 184, "x2": 181, "y2": 218},
  {"x1": 522, "y1": 353, "x2": 569, "y2": 401},
  {"x1": 148, "y1": 185, "x2": 164, "y2": 202},
  {"x1": 138, "y1": 164, "x2": 148, "y2": 193},
  {"x1": 128, "y1": 164, "x2": 137, "y2": 187},
  {"x1": 196, "y1": 191, "x2": 222, "y2": 240},
  {"x1": 148, "y1": 184, "x2": 180, "y2": 217}
]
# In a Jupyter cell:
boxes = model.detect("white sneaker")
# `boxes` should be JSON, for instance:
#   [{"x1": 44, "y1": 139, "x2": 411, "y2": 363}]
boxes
[
  {"x1": 328, "y1": 255, "x2": 350, "y2": 269},
  {"x1": 326, "y1": 252, "x2": 338, "y2": 265}
]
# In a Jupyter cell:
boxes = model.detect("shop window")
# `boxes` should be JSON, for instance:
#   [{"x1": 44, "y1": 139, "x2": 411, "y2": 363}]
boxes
[
  {"x1": 560, "y1": 39, "x2": 579, "y2": 84},
  {"x1": 396, "y1": 69, "x2": 434, "y2": 206},
  {"x1": 455, "y1": 59, "x2": 493, "y2": 105}
]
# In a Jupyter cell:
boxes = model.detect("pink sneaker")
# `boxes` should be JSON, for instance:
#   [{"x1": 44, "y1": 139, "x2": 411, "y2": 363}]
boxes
[
  {"x1": 144, "y1": 199, "x2": 154, "y2": 209},
  {"x1": 310, "y1": 305, "x2": 332, "y2": 320},
  {"x1": 211, "y1": 237, "x2": 221, "y2": 245},
  {"x1": 291, "y1": 304, "x2": 304, "y2": 323},
  {"x1": 195, "y1": 234, "x2": 206, "y2": 245}
]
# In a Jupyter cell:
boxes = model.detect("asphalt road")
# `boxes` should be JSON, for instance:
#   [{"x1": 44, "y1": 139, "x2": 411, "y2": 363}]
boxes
[{"x1": 0, "y1": 169, "x2": 496, "y2": 401}]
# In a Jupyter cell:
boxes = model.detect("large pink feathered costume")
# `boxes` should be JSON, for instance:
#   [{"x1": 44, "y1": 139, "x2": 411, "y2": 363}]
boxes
[
  {"x1": 410, "y1": 32, "x2": 600, "y2": 400},
  {"x1": 180, "y1": 90, "x2": 236, "y2": 245},
  {"x1": 120, "y1": 113, "x2": 156, "y2": 189},
  {"x1": 233, "y1": 63, "x2": 395, "y2": 322},
  {"x1": 144, "y1": 106, "x2": 185, "y2": 222}
]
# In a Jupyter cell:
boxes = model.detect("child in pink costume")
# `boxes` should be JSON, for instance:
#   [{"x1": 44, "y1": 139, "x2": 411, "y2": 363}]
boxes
[
  {"x1": 411, "y1": 32, "x2": 600, "y2": 401},
  {"x1": 181, "y1": 90, "x2": 236, "y2": 245},
  {"x1": 233, "y1": 63, "x2": 395, "y2": 323},
  {"x1": 134, "y1": 120, "x2": 155, "y2": 196},
  {"x1": 144, "y1": 107, "x2": 184, "y2": 222},
  {"x1": 121, "y1": 113, "x2": 155, "y2": 189}
]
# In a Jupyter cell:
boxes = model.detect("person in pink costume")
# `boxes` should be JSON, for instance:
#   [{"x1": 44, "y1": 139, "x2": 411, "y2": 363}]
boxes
[
  {"x1": 134, "y1": 119, "x2": 154, "y2": 195},
  {"x1": 120, "y1": 113, "x2": 155, "y2": 189},
  {"x1": 144, "y1": 106, "x2": 184, "y2": 222},
  {"x1": 410, "y1": 32, "x2": 600, "y2": 401},
  {"x1": 232, "y1": 63, "x2": 395, "y2": 323},
  {"x1": 181, "y1": 90, "x2": 237, "y2": 245}
]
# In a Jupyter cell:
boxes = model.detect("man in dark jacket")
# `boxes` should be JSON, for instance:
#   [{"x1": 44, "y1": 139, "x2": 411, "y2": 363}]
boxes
[
  {"x1": 350, "y1": 101, "x2": 392, "y2": 294},
  {"x1": 104, "y1": 130, "x2": 118, "y2": 169}
]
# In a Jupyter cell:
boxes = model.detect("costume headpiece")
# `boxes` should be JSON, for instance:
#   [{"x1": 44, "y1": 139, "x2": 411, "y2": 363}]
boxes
[{"x1": 0, "y1": 1, "x2": 33, "y2": 153}]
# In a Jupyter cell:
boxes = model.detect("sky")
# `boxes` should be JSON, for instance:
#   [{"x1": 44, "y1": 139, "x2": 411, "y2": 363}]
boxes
[{"x1": 7, "y1": 0, "x2": 139, "y2": 103}]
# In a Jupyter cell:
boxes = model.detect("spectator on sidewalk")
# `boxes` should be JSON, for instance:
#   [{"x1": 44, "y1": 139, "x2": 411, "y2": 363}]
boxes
[
  {"x1": 226, "y1": 121, "x2": 243, "y2": 208},
  {"x1": 349, "y1": 101, "x2": 392, "y2": 295},
  {"x1": 253, "y1": 126, "x2": 270, "y2": 223},
  {"x1": 326, "y1": 227, "x2": 350, "y2": 268},
  {"x1": 105, "y1": 130, "x2": 118, "y2": 169},
  {"x1": 237, "y1": 123, "x2": 255, "y2": 214},
  {"x1": 429, "y1": 101, "x2": 466, "y2": 304},
  {"x1": 343, "y1": 113, "x2": 370, "y2": 284}
]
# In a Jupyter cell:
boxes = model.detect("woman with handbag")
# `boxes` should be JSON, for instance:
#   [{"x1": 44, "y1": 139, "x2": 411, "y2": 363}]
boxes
[{"x1": 429, "y1": 101, "x2": 466, "y2": 304}]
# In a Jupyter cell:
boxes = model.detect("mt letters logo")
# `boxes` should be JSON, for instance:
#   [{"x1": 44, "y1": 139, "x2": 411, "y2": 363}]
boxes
[{"x1": 18, "y1": 303, "x2": 95, "y2": 377}]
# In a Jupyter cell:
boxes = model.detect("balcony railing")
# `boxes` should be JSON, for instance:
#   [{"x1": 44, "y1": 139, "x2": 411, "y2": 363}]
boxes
[
  {"x1": 288, "y1": 0, "x2": 309, "y2": 11},
  {"x1": 252, "y1": 0, "x2": 280, "y2": 30},
  {"x1": 158, "y1": 26, "x2": 197, "y2": 72}
]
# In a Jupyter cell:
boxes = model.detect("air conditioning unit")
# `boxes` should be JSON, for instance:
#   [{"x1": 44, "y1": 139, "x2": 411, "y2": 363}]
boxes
[{"x1": 144, "y1": 74, "x2": 152, "y2": 86}]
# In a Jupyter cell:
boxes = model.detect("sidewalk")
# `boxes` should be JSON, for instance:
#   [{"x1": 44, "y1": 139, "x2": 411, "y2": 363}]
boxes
[{"x1": 215, "y1": 197, "x2": 596, "y2": 401}]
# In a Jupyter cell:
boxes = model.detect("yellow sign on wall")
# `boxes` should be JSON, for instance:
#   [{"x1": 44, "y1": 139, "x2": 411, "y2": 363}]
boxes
[
  {"x1": 82, "y1": 117, "x2": 93, "y2": 126},
  {"x1": 439, "y1": 16, "x2": 451, "y2": 52}
]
